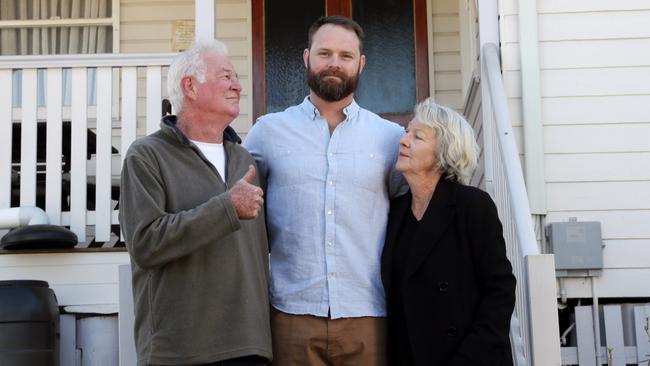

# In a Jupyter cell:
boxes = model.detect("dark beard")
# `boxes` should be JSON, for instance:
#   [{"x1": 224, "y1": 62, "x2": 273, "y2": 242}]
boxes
[{"x1": 306, "y1": 65, "x2": 360, "y2": 102}]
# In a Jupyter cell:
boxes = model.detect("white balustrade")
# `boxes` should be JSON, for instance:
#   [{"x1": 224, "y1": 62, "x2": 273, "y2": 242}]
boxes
[{"x1": 0, "y1": 53, "x2": 176, "y2": 246}]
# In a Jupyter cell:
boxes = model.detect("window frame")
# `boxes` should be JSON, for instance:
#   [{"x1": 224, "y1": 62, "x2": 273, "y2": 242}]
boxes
[
  {"x1": 0, "y1": 0, "x2": 120, "y2": 54},
  {"x1": 251, "y1": 0, "x2": 429, "y2": 124}
]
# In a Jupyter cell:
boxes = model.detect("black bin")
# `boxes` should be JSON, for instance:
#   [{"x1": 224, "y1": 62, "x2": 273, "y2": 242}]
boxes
[{"x1": 0, "y1": 280, "x2": 59, "y2": 366}]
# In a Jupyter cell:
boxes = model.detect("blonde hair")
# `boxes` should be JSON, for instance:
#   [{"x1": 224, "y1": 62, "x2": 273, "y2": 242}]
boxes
[
  {"x1": 414, "y1": 98, "x2": 479, "y2": 185},
  {"x1": 167, "y1": 39, "x2": 229, "y2": 115}
]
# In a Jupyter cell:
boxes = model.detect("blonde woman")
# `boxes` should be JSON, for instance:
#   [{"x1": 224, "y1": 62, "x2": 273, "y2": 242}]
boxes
[{"x1": 381, "y1": 98, "x2": 516, "y2": 365}]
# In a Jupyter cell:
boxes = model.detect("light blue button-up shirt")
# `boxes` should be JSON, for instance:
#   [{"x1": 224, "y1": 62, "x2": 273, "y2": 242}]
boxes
[{"x1": 244, "y1": 97, "x2": 405, "y2": 319}]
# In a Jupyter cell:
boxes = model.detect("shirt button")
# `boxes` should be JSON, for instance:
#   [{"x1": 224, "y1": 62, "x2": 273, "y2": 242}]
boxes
[
  {"x1": 446, "y1": 326, "x2": 457, "y2": 337},
  {"x1": 438, "y1": 281, "x2": 449, "y2": 292},
  {"x1": 327, "y1": 210, "x2": 332, "y2": 215},
  {"x1": 329, "y1": 181, "x2": 333, "y2": 185},
  {"x1": 370, "y1": 153, "x2": 374, "y2": 158},
  {"x1": 327, "y1": 241, "x2": 333, "y2": 246}
]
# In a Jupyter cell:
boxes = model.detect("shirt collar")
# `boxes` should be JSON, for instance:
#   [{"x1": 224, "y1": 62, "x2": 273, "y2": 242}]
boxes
[{"x1": 299, "y1": 96, "x2": 361, "y2": 122}]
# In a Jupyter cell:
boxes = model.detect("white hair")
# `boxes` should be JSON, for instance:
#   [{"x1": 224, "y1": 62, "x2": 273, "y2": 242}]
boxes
[
  {"x1": 167, "y1": 39, "x2": 229, "y2": 115},
  {"x1": 414, "y1": 98, "x2": 479, "y2": 185}
]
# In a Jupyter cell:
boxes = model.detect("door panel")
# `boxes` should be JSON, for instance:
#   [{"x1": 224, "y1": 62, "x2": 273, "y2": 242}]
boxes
[
  {"x1": 264, "y1": 0, "x2": 324, "y2": 113},
  {"x1": 252, "y1": 0, "x2": 428, "y2": 125},
  {"x1": 353, "y1": 0, "x2": 416, "y2": 115}
]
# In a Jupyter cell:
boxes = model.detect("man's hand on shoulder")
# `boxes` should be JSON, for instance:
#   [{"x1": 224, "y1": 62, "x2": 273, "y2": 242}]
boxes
[{"x1": 230, "y1": 164, "x2": 264, "y2": 220}]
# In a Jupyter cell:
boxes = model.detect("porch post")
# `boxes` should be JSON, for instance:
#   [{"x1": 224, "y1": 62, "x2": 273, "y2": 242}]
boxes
[
  {"x1": 195, "y1": 0, "x2": 215, "y2": 42},
  {"x1": 527, "y1": 255, "x2": 562, "y2": 365}
]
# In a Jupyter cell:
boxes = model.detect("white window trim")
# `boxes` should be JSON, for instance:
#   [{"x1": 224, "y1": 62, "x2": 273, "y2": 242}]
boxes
[{"x1": 0, "y1": 0, "x2": 120, "y2": 53}]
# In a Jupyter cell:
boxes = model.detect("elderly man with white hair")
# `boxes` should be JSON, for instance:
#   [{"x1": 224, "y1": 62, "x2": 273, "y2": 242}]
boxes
[{"x1": 119, "y1": 39, "x2": 272, "y2": 366}]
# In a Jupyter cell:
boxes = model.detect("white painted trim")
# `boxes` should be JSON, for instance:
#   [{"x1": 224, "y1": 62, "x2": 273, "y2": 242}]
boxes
[
  {"x1": 64, "y1": 305, "x2": 118, "y2": 314},
  {"x1": 95, "y1": 67, "x2": 112, "y2": 242},
  {"x1": 45, "y1": 68, "x2": 63, "y2": 225},
  {"x1": 120, "y1": 67, "x2": 137, "y2": 163},
  {"x1": 477, "y1": 0, "x2": 499, "y2": 196},
  {"x1": 517, "y1": 0, "x2": 547, "y2": 214},
  {"x1": 20, "y1": 69, "x2": 38, "y2": 207},
  {"x1": 603, "y1": 305, "x2": 625, "y2": 365},
  {"x1": 60, "y1": 314, "x2": 77, "y2": 366},
  {"x1": 634, "y1": 305, "x2": 650, "y2": 364},
  {"x1": 426, "y1": 0, "x2": 436, "y2": 96},
  {"x1": 195, "y1": 0, "x2": 215, "y2": 42},
  {"x1": 527, "y1": 254, "x2": 562, "y2": 366},
  {"x1": 0, "y1": 17, "x2": 112, "y2": 28},
  {"x1": 70, "y1": 67, "x2": 88, "y2": 244},
  {"x1": 119, "y1": 264, "x2": 137, "y2": 366},
  {"x1": 0, "y1": 70, "x2": 12, "y2": 208},
  {"x1": 146, "y1": 66, "x2": 162, "y2": 134},
  {"x1": 0, "y1": 53, "x2": 177, "y2": 69},
  {"x1": 112, "y1": 0, "x2": 120, "y2": 52},
  {"x1": 482, "y1": 43, "x2": 538, "y2": 257}
]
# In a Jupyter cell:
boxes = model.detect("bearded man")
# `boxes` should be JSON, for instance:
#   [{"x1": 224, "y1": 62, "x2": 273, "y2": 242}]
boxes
[{"x1": 244, "y1": 16, "x2": 405, "y2": 366}]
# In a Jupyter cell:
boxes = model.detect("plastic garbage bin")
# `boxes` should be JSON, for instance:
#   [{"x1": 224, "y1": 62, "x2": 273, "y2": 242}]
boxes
[{"x1": 0, "y1": 280, "x2": 59, "y2": 366}]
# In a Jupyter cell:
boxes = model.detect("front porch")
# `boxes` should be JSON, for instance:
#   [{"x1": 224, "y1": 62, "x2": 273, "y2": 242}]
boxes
[{"x1": 0, "y1": 1, "x2": 564, "y2": 365}]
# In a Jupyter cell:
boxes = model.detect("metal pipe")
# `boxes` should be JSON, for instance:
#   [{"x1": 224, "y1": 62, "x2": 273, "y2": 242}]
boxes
[{"x1": 592, "y1": 277, "x2": 603, "y2": 365}]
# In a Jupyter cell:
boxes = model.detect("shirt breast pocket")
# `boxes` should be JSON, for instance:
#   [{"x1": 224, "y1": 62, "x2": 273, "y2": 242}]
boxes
[
  {"x1": 269, "y1": 145, "x2": 316, "y2": 187},
  {"x1": 353, "y1": 152, "x2": 388, "y2": 192}
]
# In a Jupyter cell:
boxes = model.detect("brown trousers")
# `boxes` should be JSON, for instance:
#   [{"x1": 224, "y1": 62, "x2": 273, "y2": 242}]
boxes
[{"x1": 270, "y1": 308, "x2": 387, "y2": 366}]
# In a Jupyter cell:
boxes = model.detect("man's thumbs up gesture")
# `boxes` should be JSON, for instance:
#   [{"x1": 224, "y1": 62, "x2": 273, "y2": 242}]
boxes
[{"x1": 230, "y1": 164, "x2": 264, "y2": 220}]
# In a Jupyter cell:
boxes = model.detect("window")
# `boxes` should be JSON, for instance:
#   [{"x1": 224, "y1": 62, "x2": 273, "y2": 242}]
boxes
[
  {"x1": 0, "y1": 0, "x2": 117, "y2": 55},
  {"x1": 1, "y1": 1, "x2": 119, "y2": 107}
]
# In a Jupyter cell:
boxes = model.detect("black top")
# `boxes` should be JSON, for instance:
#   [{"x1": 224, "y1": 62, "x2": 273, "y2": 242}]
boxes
[
  {"x1": 388, "y1": 207, "x2": 418, "y2": 365},
  {"x1": 381, "y1": 178, "x2": 516, "y2": 366}
]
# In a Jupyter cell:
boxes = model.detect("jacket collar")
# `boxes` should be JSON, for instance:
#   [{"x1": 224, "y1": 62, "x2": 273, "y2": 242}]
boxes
[
  {"x1": 404, "y1": 176, "x2": 458, "y2": 279},
  {"x1": 383, "y1": 176, "x2": 459, "y2": 287},
  {"x1": 159, "y1": 115, "x2": 242, "y2": 145}
]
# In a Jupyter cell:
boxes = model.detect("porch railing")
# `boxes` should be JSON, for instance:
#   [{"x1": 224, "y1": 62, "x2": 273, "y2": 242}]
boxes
[
  {"x1": 478, "y1": 43, "x2": 562, "y2": 365},
  {"x1": 0, "y1": 52, "x2": 176, "y2": 247}
]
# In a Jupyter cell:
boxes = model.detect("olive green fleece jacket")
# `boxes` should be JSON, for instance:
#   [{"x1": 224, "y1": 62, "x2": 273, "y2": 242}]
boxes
[{"x1": 119, "y1": 116, "x2": 272, "y2": 365}]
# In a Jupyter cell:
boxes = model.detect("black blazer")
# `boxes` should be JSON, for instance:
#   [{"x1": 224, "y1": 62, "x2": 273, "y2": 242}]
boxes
[{"x1": 381, "y1": 177, "x2": 516, "y2": 366}]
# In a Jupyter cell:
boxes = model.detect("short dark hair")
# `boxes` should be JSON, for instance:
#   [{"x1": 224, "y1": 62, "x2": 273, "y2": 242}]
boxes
[{"x1": 307, "y1": 16, "x2": 365, "y2": 52}]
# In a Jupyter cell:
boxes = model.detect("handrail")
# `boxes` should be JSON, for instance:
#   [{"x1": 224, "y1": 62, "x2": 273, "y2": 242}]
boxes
[
  {"x1": 481, "y1": 43, "x2": 539, "y2": 257},
  {"x1": 0, "y1": 52, "x2": 177, "y2": 69}
]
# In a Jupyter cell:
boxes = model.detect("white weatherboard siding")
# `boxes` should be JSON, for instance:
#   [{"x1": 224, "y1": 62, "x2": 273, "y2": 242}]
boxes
[
  {"x1": 0, "y1": 252, "x2": 130, "y2": 311},
  {"x1": 215, "y1": 0, "x2": 252, "y2": 134},
  {"x1": 500, "y1": 0, "x2": 650, "y2": 298},
  {"x1": 120, "y1": 0, "x2": 195, "y2": 53},
  {"x1": 120, "y1": 0, "x2": 253, "y2": 134},
  {"x1": 432, "y1": 0, "x2": 463, "y2": 109}
]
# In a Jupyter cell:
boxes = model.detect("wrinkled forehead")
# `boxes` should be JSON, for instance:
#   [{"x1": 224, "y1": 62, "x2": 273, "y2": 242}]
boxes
[
  {"x1": 202, "y1": 52, "x2": 235, "y2": 72},
  {"x1": 408, "y1": 119, "x2": 437, "y2": 135},
  {"x1": 408, "y1": 119, "x2": 427, "y2": 129}
]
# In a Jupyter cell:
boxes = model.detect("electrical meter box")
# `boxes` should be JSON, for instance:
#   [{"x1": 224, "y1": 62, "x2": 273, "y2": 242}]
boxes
[{"x1": 547, "y1": 221, "x2": 603, "y2": 271}]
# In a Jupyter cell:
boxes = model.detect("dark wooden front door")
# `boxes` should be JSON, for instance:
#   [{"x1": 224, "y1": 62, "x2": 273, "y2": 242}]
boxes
[{"x1": 252, "y1": 0, "x2": 429, "y2": 126}]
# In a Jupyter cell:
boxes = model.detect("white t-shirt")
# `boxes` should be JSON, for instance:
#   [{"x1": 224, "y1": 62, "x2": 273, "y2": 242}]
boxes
[{"x1": 191, "y1": 139, "x2": 226, "y2": 180}]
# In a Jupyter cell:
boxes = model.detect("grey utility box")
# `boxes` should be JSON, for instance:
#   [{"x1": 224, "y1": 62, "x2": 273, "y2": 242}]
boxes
[{"x1": 547, "y1": 221, "x2": 603, "y2": 271}]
